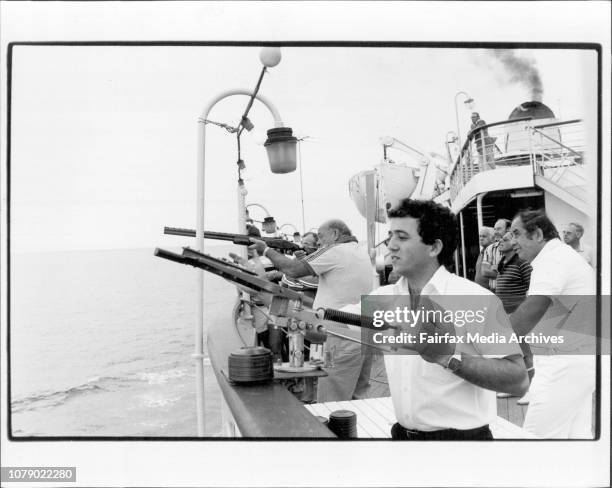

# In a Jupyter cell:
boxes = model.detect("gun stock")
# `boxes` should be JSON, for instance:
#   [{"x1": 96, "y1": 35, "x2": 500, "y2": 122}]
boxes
[{"x1": 164, "y1": 226, "x2": 302, "y2": 252}]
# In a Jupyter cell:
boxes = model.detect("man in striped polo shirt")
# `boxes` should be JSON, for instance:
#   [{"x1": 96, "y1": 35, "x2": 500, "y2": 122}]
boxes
[
  {"x1": 494, "y1": 231, "x2": 533, "y2": 401},
  {"x1": 495, "y1": 231, "x2": 532, "y2": 314},
  {"x1": 481, "y1": 218, "x2": 511, "y2": 292}
]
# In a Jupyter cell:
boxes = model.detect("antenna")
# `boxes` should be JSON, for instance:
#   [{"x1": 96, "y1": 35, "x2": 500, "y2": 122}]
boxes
[{"x1": 296, "y1": 135, "x2": 312, "y2": 234}]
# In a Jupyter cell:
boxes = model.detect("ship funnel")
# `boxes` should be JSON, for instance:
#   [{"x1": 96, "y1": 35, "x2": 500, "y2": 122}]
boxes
[
  {"x1": 505, "y1": 100, "x2": 559, "y2": 155},
  {"x1": 508, "y1": 101, "x2": 555, "y2": 121}
]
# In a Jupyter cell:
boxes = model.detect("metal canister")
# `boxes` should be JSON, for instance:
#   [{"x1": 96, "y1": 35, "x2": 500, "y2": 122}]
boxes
[
  {"x1": 324, "y1": 343, "x2": 336, "y2": 368},
  {"x1": 309, "y1": 343, "x2": 324, "y2": 364},
  {"x1": 288, "y1": 331, "x2": 305, "y2": 368}
]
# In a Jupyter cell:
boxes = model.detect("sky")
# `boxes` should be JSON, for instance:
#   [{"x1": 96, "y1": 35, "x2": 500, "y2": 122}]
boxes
[{"x1": 6, "y1": 43, "x2": 597, "y2": 252}]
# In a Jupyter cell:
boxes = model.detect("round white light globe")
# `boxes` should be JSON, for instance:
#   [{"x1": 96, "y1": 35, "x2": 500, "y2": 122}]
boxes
[{"x1": 259, "y1": 47, "x2": 282, "y2": 67}]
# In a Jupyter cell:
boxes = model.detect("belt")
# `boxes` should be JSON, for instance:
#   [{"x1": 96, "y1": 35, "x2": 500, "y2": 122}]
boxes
[{"x1": 391, "y1": 423, "x2": 493, "y2": 440}]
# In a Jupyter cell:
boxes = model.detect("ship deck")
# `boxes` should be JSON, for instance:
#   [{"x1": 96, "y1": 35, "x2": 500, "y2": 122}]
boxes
[{"x1": 205, "y1": 281, "x2": 593, "y2": 438}]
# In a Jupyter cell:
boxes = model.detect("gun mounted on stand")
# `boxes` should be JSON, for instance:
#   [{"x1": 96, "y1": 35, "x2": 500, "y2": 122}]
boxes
[
  {"x1": 154, "y1": 247, "x2": 398, "y2": 367},
  {"x1": 164, "y1": 226, "x2": 302, "y2": 253}
]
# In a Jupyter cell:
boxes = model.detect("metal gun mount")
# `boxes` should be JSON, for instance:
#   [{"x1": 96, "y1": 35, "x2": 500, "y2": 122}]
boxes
[{"x1": 154, "y1": 247, "x2": 396, "y2": 368}]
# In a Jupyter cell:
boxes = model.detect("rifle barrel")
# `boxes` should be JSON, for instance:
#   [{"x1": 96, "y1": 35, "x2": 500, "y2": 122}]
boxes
[
  {"x1": 164, "y1": 227, "x2": 196, "y2": 237},
  {"x1": 164, "y1": 227, "x2": 241, "y2": 241},
  {"x1": 163, "y1": 226, "x2": 302, "y2": 252}
]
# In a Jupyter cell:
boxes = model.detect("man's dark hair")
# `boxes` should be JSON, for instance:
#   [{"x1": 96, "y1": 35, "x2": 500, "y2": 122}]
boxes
[
  {"x1": 246, "y1": 224, "x2": 262, "y2": 238},
  {"x1": 515, "y1": 209, "x2": 559, "y2": 241},
  {"x1": 497, "y1": 218, "x2": 511, "y2": 231},
  {"x1": 387, "y1": 198, "x2": 458, "y2": 266}
]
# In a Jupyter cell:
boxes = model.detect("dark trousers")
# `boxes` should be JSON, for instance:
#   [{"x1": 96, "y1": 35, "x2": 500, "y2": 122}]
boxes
[{"x1": 391, "y1": 423, "x2": 493, "y2": 440}]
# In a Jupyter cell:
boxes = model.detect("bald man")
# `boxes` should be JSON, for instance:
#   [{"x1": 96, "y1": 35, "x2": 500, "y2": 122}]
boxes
[
  {"x1": 250, "y1": 219, "x2": 373, "y2": 401},
  {"x1": 562, "y1": 222, "x2": 594, "y2": 267},
  {"x1": 474, "y1": 226, "x2": 494, "y2": 289}
]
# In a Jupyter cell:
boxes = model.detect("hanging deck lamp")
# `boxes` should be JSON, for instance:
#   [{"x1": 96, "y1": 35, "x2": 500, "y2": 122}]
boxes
[
  {"x1": 262, "y1": 216, "x2": 277, "y2": 233},
  {"x1": 264, "y1": 127, "x2": 298, "y2": 174}
]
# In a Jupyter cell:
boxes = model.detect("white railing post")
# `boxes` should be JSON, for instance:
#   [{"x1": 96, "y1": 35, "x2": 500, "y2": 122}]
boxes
[
  {"x1": 527, "y1": 122, "x2": 536, "y2": 177},
  {"x1": 459, "y1": 211, "x2": 467, "y2": 278},
  {"x1": 476, "y1": 193, "x2": 485, "y2": 230},
  {"x1": 364, "y1": 171, "x2": 380, "y2": 287}
]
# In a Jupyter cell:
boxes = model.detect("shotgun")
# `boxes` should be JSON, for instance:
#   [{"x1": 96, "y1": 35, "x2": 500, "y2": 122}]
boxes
[{"x1": 164, "y1": 226, "x2": 302, "y2": 252}]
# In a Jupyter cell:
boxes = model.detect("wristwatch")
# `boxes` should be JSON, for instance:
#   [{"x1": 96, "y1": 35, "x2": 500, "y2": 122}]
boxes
[{"x1": 445, "y1": 353, "x2": 462, "y2": 372}]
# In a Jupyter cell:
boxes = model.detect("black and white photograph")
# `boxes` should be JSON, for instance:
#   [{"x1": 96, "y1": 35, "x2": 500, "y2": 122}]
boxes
[{"x1": 1, "y1": 2, "x2": 610, "y2": 487}]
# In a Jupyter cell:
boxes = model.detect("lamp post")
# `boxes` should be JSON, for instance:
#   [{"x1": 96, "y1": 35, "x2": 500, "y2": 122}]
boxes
[
  {"x1": 279, "y1": 223, "x2": 300, "y2": 242},
  {"x1": 279, "y1": 223, "x2": 299, "y2": 234},
  {"x1": 194, "y1": 48, "x2": 296, "y2": 436},
  {"x1": 454, "y1": 91, "x2": 475, "y2": 149},
  {"x1": 246, "y1": 203, "x2": 277, "y2": 234},
  {"x1": 445, "y1": 131, "x2": 458, "y2": 166}
]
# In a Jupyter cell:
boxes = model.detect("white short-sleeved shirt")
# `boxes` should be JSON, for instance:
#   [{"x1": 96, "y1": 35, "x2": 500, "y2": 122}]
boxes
[
  {"x1": 527, "y1": 239, "x2": 596, "y2": 353},
  {"x1": 350, "y1": 266, "x2": 522, "y2": 431},
  {"x1": 303, "y1": 242, "x2": 373, "y2": 310},
  {"x1": 576, "y1": 243, "x2": 594, "y2": 267}
]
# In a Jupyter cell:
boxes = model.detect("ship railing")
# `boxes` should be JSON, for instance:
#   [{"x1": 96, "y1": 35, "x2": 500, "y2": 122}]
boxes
[
  {"x1": 530, "y1": 118, "x2": 585, "y2": 180},
  {"x1": 449, "y1": 117, "x2": 533, "y2": 201},
  {"x1": 448, "y1": 117, "x2": 586, "y2": 203}
]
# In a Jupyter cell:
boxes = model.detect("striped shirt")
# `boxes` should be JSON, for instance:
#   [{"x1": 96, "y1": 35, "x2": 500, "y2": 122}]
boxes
[
  {"x1": 495, "y1": 253, "x2": 532, "y2": 313},
  {"x1": 302, "y1": 242, "x2": 372, "y2": 310},
  {"x1": 482, "y1": 241, "x2": 502, "y2": 291}
]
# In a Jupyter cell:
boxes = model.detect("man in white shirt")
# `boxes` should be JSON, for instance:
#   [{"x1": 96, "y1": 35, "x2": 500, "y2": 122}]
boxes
[
  {"x1": 357, "y1": 199, "x2": 528, "y2": 440},
  {"x1": 249, "y1": 219, "x2": 374, "y2": 402},
  {"x1": 474, "y1": 226, "x2": 494, "y2": 289},
  {"x1": 510, "y1": 210, "x2": 596, "y2": 438}
]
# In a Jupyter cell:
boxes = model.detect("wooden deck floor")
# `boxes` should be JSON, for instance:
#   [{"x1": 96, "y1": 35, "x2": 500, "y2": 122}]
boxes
[
  {"x1": 365, "y1": 353, "x2": 528, "y2": 428},
  {"x1": 497, "y1": 396, "x2": 529, "y2": 426},
  {"x1": 366, "y1": 353, "x2": 390, "y2": 398}
]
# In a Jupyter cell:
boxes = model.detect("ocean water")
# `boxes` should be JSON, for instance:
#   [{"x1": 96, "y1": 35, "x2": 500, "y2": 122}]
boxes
[{"x1": 10, "y1": 246, "x2": 239, "y2": 437}]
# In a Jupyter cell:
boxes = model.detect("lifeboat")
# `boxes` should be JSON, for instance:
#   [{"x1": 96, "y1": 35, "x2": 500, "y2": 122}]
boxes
[{"x1": 348, "y1": 161, "x2": 418, "y2": 223}]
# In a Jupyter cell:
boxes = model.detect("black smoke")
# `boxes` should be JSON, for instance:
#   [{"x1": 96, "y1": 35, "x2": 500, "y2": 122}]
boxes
[{"x1": 491, "y1": 50, "x2": 543, "y2": 101}]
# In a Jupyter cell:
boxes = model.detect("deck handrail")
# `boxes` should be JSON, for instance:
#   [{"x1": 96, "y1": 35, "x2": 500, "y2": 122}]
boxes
[
  {"x1": 460, "y1": 117, "x2": 534, "y2": 156},
  {"x1": 533, "y1": 118, "x2": 582, "y2": 130},
  {"x1": 448, "y1": 117, "x2": 537, "y2": 201},
  {"x1": 447, "y1": 117, "x2": 585, "y2": 207},
  {"x1": 532, "y1": 127, "x2": 582, "y2": 158},
  {"x1": 450, "y1": 117, "x2": 534, "y2": 175}
]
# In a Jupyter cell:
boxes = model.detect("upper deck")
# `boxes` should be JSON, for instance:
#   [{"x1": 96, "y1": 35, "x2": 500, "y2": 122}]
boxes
[{"x1": 441, "y1": 117, "x2": 588, "y2": 214}]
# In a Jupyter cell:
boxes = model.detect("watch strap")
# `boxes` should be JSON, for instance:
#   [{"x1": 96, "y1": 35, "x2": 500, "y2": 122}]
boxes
[{"x1": 445, "y1": 353, "x2": 462, "y2": 372}]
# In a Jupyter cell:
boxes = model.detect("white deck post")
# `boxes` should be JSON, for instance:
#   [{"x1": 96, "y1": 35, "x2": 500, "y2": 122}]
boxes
[
  {"x1": 364, "y1": 171, "x2": 380, "y2": 287},
  {"x1": 195, "y1": 90, "x2": 283, "y2": 436},
  {"x1": 458, "y1": 210, "x2": 467, "y2": 278}
]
